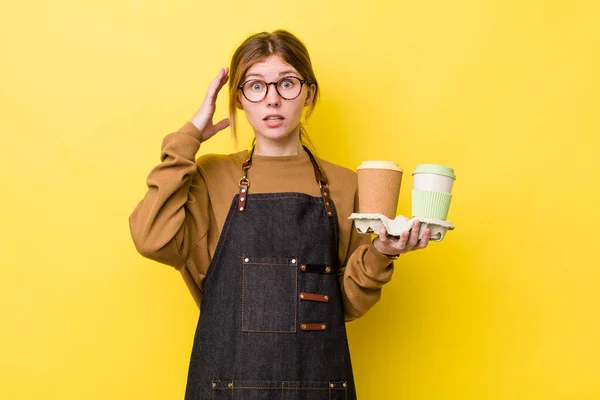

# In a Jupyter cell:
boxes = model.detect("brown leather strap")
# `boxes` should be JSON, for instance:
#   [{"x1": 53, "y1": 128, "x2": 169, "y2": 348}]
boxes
[
  {"x1": 237, "y1": 148, "x2": 254, "y2": 213},
  {"x1": 303, "y1": 146, "x2": 326, "y2": 184},
  {"x1": 300, "y1": 322, "x2": 327, "y2": 331},
  {"x1": 303, "y1": 146, "x2": 333, "y2": 217},
  {"x1": 237, "y1": 182, "x2": 248, "y2": 212},
  {"x1": 299, "y1": 292, "x2": 329, "y2": 303}
]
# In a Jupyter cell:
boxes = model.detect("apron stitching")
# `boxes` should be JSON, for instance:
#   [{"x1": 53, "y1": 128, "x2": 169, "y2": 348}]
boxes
[
  {"x1": 243, "y1": 262, "x2": 291, "y2": 265},
  {"x1": 241, "y1": 257, "x2": 245, "y2": 332},
  {"x1": 221, "y1": 386, "x2": 334, "y2": 390},
  {"x1": 294, "y1": 257, "x2": 298, "y2": 332},
  {"x1": 250, "y1": 195, "x2": 312, "y2": 201},
  {"x1": 330, "y1": 202, "x2": 340, "y2": 267}
]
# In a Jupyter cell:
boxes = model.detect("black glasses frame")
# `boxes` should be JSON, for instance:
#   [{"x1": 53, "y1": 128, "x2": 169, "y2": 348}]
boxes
[{"x1": 238, "y1": 76, "x2": 309, "y2": 103}]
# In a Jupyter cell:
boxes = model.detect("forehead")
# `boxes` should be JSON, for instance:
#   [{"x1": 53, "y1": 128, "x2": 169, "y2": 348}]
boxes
[{"x1": 244, "y1": 55, "x2": 300, "y2": 79}]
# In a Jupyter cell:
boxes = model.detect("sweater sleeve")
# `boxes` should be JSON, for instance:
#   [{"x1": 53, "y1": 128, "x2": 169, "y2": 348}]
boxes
[
  {"x1": 128, "y1": 122, "x2": 211, "y2": 275},
  {"x1": 339, "y1": 191, "x2": 395, "y2": 321}
]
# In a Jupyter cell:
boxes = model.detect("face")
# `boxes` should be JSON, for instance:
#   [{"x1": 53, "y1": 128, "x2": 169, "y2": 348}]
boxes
[{"x1": 237, "y1": 55, "x2": 315, "y2": 145}]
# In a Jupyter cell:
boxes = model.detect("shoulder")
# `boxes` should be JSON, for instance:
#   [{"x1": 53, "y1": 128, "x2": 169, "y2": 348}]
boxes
[
  {"x1": 316, "y1": 156, "x2": 359, "y2": 224},
  {"x1": 318, "y1": 157, "x2": 357, "y2": 189},
  {"x1": 196, "y1": 150, "x2": 249, "y2": 176}
]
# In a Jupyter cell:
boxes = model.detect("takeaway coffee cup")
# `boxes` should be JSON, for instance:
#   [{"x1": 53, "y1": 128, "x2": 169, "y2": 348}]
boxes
[
  {"x1": 357, "y1": 161, "x2": 403, "y2": 219},
  {"x1": 411, "y1": 164, "x2": 456, "y2": 220}
]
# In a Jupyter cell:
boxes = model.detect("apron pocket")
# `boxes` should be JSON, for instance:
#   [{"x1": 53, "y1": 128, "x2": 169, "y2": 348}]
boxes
[
  {"x1": 241, "y1": 256, "x2": 298, "y2": 333},
  {"x1": 212, "y1": 380, "x2": 348, "y2": 400}
]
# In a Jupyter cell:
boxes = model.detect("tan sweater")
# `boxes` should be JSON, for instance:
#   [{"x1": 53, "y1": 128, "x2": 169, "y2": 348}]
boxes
[{"x1": 129, "y1": 122, "x2": 394, "y2": 320}]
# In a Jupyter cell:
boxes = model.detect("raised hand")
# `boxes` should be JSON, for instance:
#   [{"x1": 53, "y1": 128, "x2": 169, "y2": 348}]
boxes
[{"x1": 190, "y1": 67, "x2": 231, "y2": 143}]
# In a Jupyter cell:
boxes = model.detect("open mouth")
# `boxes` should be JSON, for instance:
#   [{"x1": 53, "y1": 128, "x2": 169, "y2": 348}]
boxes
[{"x1": 263, "y1": 115, "x2": 285, "y2": 121}]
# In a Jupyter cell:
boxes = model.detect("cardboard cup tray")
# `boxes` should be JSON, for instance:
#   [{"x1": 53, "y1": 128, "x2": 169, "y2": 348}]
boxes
[{"x1": 349, "y1": 213, "x2": 455, "y2": 242}]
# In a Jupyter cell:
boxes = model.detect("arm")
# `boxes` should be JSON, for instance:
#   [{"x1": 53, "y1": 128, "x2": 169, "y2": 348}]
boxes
[
  {"x1": 337, "y1": 186, "x2": 395, "y2": 321},
  {"x1": 339, "y1": 190, "x2": 431, "y2": 321},
  {"x1": 128, "y1": 67, "x2": 231, "y2": 307},
  {"x1": 339, "y1": 227, "x2": 395, "y2": 321},
  {"x1": 128, "y1": 123, "x2": 209, "y2": 268}
]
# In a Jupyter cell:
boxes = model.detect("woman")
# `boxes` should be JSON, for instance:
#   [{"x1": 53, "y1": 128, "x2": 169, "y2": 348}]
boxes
[{"x1": 129, "y1": 30, "x2": 430, "y2": 400}]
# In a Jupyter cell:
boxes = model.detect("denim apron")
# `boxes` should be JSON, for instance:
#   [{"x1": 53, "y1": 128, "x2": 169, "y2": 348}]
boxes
[{"x1": 184, "y1": 147, "x2": 356, "y2": 399}]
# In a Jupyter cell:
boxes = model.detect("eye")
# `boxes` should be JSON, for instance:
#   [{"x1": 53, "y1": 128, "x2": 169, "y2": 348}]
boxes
[
  {"x1": 280, "y1": 78, "x2": 298, "y2": 90},
  {"x1": 247, "y1": 80, "x2": 265, "y2": 91}
]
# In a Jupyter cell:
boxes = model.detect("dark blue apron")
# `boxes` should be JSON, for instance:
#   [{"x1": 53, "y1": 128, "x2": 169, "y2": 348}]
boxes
[{"x1": 184, "y1": 147, "x2": 357, "y2": 399}]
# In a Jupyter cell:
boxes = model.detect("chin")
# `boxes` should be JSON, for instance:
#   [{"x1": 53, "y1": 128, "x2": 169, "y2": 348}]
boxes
[{"x1": 254, "y1": 126, "x2": 298, "y2": 143}]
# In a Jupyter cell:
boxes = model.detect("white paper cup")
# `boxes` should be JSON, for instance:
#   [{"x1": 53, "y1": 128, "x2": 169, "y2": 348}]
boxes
[{"x1": 412, "y1": 164, "x2": 456, "y2": 220}]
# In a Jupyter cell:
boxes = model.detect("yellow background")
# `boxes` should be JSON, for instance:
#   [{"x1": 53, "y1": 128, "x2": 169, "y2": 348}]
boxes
[{"x1": 2, "y1": 0, "x2": 599, "y2": 399}]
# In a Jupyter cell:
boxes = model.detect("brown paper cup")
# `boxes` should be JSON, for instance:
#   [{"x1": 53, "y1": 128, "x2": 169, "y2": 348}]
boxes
[{"x1": 357, "y1": 161, "x2": 403, "y2": 219}]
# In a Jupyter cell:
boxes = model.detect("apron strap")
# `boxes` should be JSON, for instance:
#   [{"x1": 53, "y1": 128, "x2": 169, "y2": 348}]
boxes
[
  {"x1": 303, "y1": 146, "x2": 333, "y2": 217},
  {"x1": 237, "y1": 146, "x2": 254, "y2": 212},
  {"x1": 238, "y1": 145, "x2": 333, "y2": 217}
]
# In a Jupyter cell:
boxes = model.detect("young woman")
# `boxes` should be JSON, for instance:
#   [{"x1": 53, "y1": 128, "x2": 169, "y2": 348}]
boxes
[{"x1": 130, "y1": 30, "x2": 431, "y2": 400}]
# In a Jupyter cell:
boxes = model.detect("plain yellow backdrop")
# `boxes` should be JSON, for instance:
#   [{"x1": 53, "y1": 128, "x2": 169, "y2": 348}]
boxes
[{"x1": 2, "y1": 0, "x2": 599, "y2": 399}]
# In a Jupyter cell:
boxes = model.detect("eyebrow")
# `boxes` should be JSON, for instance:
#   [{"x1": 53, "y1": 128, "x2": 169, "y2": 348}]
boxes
[{"x1": 245, "y1": 70, "x2": 300, "y2": 79}]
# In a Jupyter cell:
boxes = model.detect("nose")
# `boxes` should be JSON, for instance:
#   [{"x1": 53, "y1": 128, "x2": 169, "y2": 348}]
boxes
[{"x1": 265, "y1": 82, "x2": 281, "y2": 107}]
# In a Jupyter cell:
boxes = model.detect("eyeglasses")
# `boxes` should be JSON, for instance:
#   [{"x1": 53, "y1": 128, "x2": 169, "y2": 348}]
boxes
[{"x1": 238, "y1": 76, "x2": 309, "y2": 103}]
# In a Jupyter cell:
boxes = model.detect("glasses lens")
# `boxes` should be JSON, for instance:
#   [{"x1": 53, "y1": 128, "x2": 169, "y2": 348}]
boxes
[
  {"x1": 277, "y1": 77, "x2": 302, "y2": 100},
  {"x1": 243, "y1": 80, "x2": 267, "y2": 102}
]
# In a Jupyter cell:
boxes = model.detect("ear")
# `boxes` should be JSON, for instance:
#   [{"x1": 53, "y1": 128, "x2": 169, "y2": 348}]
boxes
[
  {"x1": 304, "y1": 83, "x2": 316, "y2": 106},
  {"x1": 236, "y1": 93, "x2": 244, "y2": 110}
]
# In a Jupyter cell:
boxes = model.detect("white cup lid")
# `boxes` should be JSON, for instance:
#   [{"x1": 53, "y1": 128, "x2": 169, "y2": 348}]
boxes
[{"x1": 357, "y1": 161, "x2": 403, "y2": 172}]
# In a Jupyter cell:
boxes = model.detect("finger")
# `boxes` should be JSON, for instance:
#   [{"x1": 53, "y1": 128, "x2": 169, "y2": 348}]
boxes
[
  {"x1": 217, "y1": 68, "x2": 229, "y2": 88},
  {"x1": 201, "y1": 118, "x2": 231, "y2": 142},
  {"x1": 406, "y1": 220, "x2": 421, "y2": 250},
  {"x1": 397, "y1": 229, "x2": 409, "y2": 251},
  {"x1": 212, "y1": 71, "x2": 230, "y2": 103},
  {"x1": 415, "y1": 228, "x2": 430, "y2": 249},
  {"x1": 378, "y1": 225, "x2": 388, "y2": 244},
  {"x1": 213, "y1": 118, "x2": 230, "y2": 133},
  {"x1": 205, "y1": 68, "x2": 227, "y2": 105}
]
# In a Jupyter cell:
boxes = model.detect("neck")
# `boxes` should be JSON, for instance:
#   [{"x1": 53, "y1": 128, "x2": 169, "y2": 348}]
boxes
[{"x1": 254, "y1": 130, "x2": 303, "y2": 156}]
